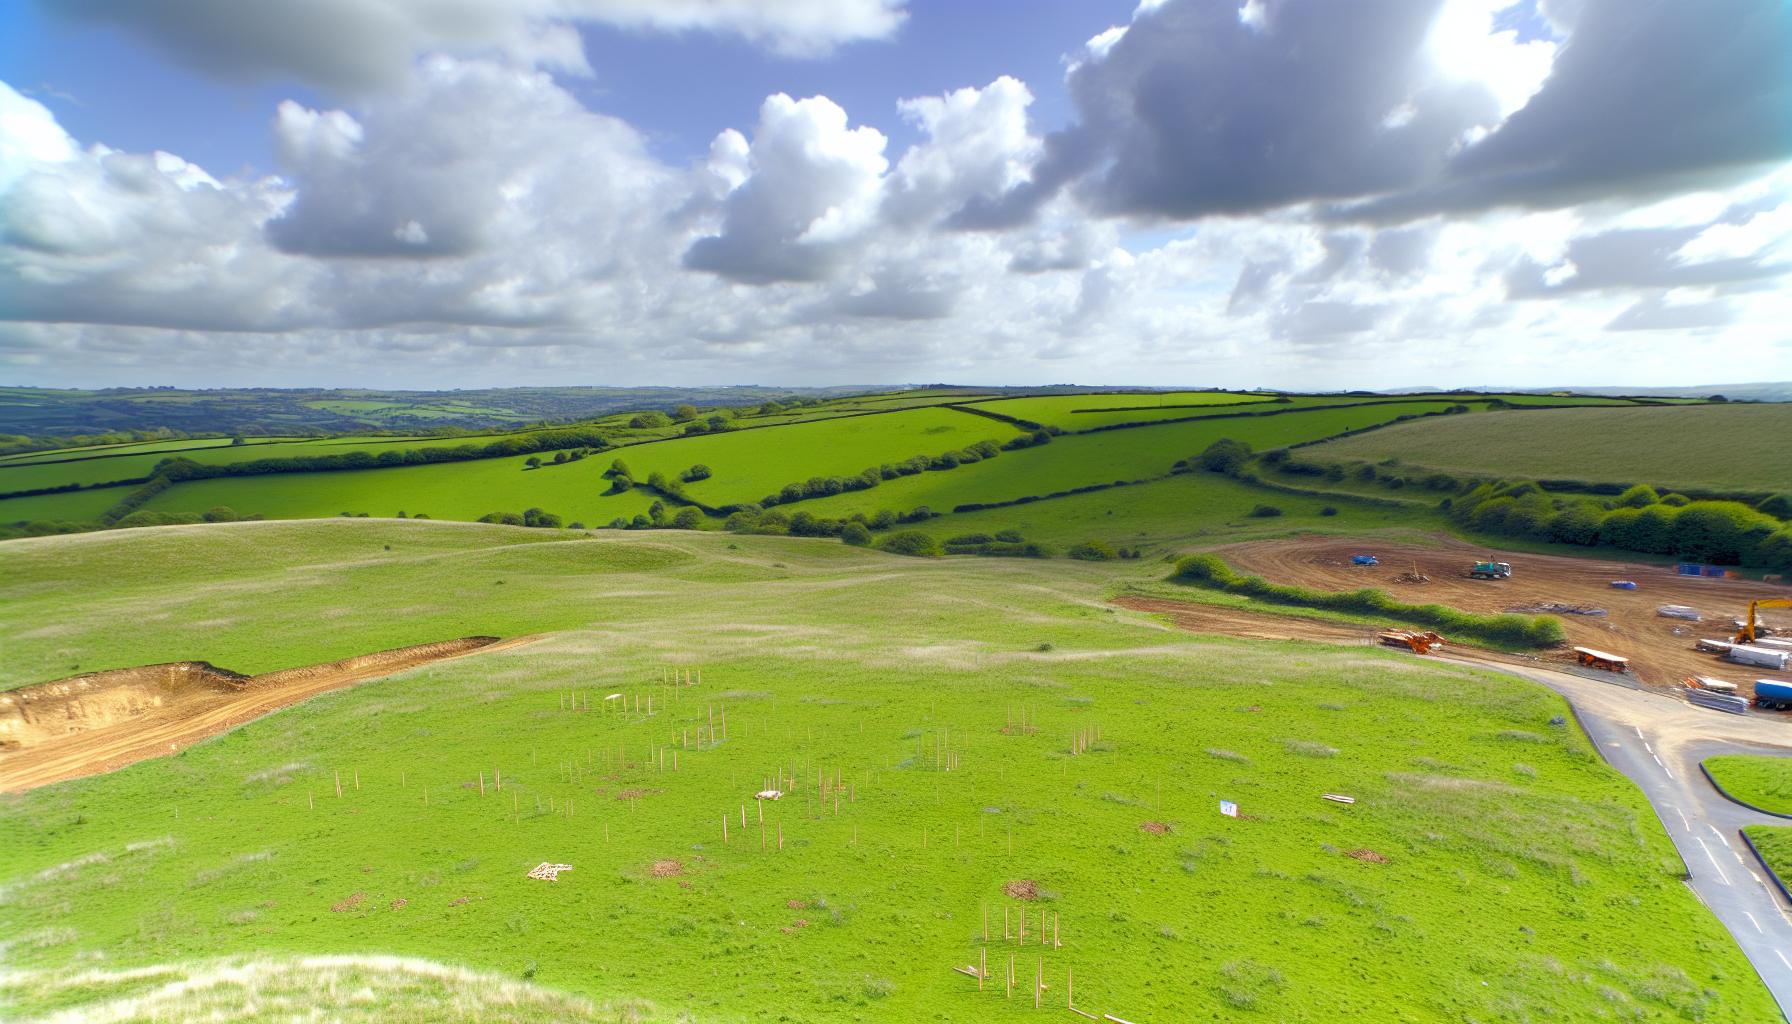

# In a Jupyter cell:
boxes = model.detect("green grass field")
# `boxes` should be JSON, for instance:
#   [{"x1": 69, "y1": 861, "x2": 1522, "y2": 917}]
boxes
[
  {"x1": 1302, "y1": 404, "x2": 1792, "y2": 492},
  {"x1": 1704, "y1": 756, "x2": 1792, "y2": 816},
  {"x1": 1742, "y1": 826, "x2": 1792, "y2": 895},
  {"x1": 800, "y1": 401, "x2": 1472, "y2": 518},
  {"x1": 963, "y1": 391, "x2": 1270, "y2": 429},
  {"x1": 0, "y1": 434, "x2": 498, "y2": 494},
  {"x1": 124, "y1": 407, "x2": 1015, "y2": 527},
  {"x1": 0, "y1": 522, "x2": 1774, "y2": 1022}
]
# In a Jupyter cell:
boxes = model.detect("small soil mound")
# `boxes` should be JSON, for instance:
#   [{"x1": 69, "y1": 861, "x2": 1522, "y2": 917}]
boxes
[
  {"x1": 1139, "y1": 821, "x2": 1170, "y2": 835},
  {"x1": 1346, "y1": 848, "x2": 1388, "y2": 864},
  {"x1": 1002, "y1": 880, "x2": 1039, "y2": 901},
  {"x1": 786, "y1": 898, "x2": 811, "y2": 909},
  {"x1": 389, "y1": 898, "x2": 408, "y2": 910},
  {"x1": 330, "y1": 892, "x2": 366, "y2": 913},
  {"x1": 649, "y1": 859, "x2": 684, "y2": 878}
]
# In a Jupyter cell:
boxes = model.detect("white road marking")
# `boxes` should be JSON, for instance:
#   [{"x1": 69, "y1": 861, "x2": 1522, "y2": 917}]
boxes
[
  {"x1": 1676, "y1": 808, "x2": 1692, "y2": 831},
  {"x1": 1710, "y1": 825, "x2": 1731, "y2": 847},
  {"x1": 1779, "y1": 950, "x2": 1792, "y2": 972},
  {"x1": 1743, "y1": 911, "x2": 1763, "y2": 933},
  {"x1": 1634, "y1": 727, "x2": 1644, "y2": 739},
  {"x1": 1696, "y1": 837, "x2": 1732, "y2": 885},
  {"x1": 1644, "y1": 741, "x2": 1654, "y2": 754}
]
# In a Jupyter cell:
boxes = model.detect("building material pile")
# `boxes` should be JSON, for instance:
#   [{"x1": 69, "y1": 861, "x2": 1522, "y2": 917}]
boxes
[
  {"x1": 526, "y1": 862, "x2": 573, "y2": 881},
  {"x1": 1657, "y1": 605, "x2": 1702, "y2": 621}
]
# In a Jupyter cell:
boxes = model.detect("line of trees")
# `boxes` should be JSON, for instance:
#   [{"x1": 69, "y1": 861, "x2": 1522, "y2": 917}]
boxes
[{"x1": 1446, "y1": 482, "x2": 1792, "y2": 570}]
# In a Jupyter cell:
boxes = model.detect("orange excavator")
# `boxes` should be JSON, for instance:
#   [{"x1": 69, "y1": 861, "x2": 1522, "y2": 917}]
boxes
[{"x1": 1733, "y1": 598, "x2": 1792, "y2": 644}]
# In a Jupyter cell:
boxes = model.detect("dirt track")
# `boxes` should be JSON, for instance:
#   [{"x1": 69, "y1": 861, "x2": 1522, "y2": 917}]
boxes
[
  {"x1": 0, "y1": 636, "x2": 533, "y2": 793},
  {"x1": 1214, "y1": 534, "x2": 1792, "y2": 690}
]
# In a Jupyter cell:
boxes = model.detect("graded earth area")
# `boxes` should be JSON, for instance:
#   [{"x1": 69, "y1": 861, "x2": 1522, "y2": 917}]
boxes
[
  {"x1": 1216, "y1": 534, "x2": 1792, "y2": 690},
  {"x1": 0, "y1": 521, "x2": 1780, "y2": 1022}
]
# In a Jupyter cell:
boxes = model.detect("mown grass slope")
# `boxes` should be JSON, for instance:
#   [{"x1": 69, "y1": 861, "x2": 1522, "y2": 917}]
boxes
[
  {"x1": 1301, "y1": 404, "x2": 1792, "y2": 492},
  {"x1": 0, "y1": 522, "x2": 1774, "y2": 1023},
  {"x1": 1704, "y1": 755, "x2": 1792, "y2": 815},
  {"x1": 801, "y1": 401, "x2": 1471, "y2": 518}
]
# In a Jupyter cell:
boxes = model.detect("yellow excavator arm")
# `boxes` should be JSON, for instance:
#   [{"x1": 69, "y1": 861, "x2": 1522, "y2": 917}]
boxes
[{"x1": 1735, "y1": 598, "x2": 1792, "y2": 644}]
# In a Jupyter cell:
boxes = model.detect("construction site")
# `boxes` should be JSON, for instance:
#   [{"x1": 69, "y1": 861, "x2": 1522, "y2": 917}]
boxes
[{"x1": 1214, "y1": 535, "x2": 1792, "y2": 700}]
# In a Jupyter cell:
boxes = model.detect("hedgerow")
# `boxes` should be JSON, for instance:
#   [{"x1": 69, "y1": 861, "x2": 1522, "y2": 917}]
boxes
[
  {"x1": 1172, "y1": 554, "x2": 1566, "y2": 649},
  {"x1": 1446, "y1": 481, "x2": 1792, "y2": 570}
]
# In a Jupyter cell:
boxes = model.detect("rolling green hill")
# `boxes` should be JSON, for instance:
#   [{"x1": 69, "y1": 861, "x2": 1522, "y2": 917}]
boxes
[
  {"x1": 7, "y1": 390, "x2": 1786, "y2": 577},
  {"x1": 1300, "y1": 404, "x2": 1792, "y2": 493},
  {"x1": 0, "y1": 522, "x2": 1774, "y2": 1022}
]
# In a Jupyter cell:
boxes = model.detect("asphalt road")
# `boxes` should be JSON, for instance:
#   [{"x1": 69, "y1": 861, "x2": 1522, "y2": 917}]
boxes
[{"x1": 1460, "y1": 659, "x2": 1792, "y2": 1019}]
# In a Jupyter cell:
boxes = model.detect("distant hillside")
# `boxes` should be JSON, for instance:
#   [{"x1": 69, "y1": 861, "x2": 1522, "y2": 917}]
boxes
[
  {"x1": 0, "y1": 385, "x2": 887, "y2": 437},
  {"x1": 1454, "y1": 383, "x2": 1792, "y2": 402}
]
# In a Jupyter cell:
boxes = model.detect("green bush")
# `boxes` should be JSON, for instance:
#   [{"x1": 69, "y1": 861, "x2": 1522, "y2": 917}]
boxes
[
  {"x1": 878, "y1": 531, "x2": 940, "y2": 557},
  {"x1": 1247, "y1": 505, "x2": 1283, "y2": 518},
  {"x1": 1068, "y1": 540, "x2": 1118, "y2": 561},
  {"x1": 1171, "y1": 555, "x2": 1566, "y2": 649},
  {"x1": 1192, "y1": 438, "x2": 1252, "y2": 475},
  {"x1": 840, "y1": 522, "x2": 872, "y2": 546}
]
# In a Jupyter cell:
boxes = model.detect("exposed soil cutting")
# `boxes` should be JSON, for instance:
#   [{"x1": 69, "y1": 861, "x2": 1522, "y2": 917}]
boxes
[
  {"x1": 1212, "y1": 535, "x2": 1792, "y2": 690},
  {"x1": 0, "y1": 636, "x2": 531, "y2": 793}
]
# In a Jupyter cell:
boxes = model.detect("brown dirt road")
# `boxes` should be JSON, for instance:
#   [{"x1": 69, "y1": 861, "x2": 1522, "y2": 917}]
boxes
[
  {"x1": 1212, "y1": 534, "x2": 1792, "y2": 691},
  {"x1": 0, "y1": 636, "x2": 534, "y2": 793}
]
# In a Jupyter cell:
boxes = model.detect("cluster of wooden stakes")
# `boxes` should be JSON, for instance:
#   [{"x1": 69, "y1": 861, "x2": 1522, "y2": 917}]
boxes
[{"x1": 949, "y1": 905, "x2": 1132, "y2": 1020}]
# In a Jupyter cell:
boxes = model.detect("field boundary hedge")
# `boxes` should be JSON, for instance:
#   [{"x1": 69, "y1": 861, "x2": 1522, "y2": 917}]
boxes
[{"x1": 1171, "y1": 553, "x2": 1567, "y2": 649}]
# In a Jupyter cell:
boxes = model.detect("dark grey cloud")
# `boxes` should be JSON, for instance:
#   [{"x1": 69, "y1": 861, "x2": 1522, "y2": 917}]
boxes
[
  {"x1": 1505, "y1": 225, "x2": 1789, "y2": 297},
  {"x1": 1060, "y1": 0, "x2": 1499, "y2": 221},
  {"x1": 1606, "y1": 295, "x2": 1736, "y2": 332},
  {"x1": 1272, "y1": 299, "x2": 1387, "y2": 340},
  {"x1": 1367, "y1": 225, "x2": 1435, "y2": 277},
  {"x1": 1226, "y1": 259, "x2": 1287, "y2": 315},
  {"x1": 44, "y1": 0, "x2": 903, "y2": 94},
  {"x1": 1343, "y1": 0, "x2": 1792, "y2": 220}
]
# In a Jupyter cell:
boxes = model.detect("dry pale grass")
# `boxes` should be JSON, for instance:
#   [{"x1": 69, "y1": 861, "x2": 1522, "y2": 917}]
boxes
[{"x1": 0, "y1": 954, "x2": 671, "y2": 1023}]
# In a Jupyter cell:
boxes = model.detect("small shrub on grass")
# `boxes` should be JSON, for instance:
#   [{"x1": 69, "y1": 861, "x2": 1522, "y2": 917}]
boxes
[
  {"x1": 840, "y1": 521, "x2": 872, "y2": 547},
  {"x1": 878, "y1": 531, "x2": 940, "y2": 557},
  {"x1": 1320, "y1": 506, "x2": 1339, "y2": 517},
  {"x1": 1068, "y1": 540, "x2": 1117, "y2": 561},
  {"x1": 1248, "y1": 504, "x2": 1284, "y2": 518}
]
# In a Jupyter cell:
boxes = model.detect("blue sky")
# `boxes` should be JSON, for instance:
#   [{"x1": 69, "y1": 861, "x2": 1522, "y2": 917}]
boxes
[
  {"x1": 1, "y1": 0, "x2": 1788, "y2": 389},
  {"x1": 4, "y1": 1, "x2": 1132, "y2": 172}
]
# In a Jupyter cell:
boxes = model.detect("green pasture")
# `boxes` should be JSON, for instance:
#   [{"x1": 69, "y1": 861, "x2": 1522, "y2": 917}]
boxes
[
  {"x1": 131, "y1": 407, "x2": 1013, "y2": 526},
  {"x1": 963, "y1": 392, "x2": 1270, "y2": 429},
  {"x1": 0, "y1": 436, "x2": 249, "y2": 465},
  {"x1": 800, "y1": 402, "x2": 1472, "y2": 518},
  {"x1": 1704, "y1": 756, "x2": 1792, "y2": 816},
  {"x1": 1304, "y1": 404, "x2": 1792, "y2": 493},
  {"x1": 912, "y1": 471, "x2": 1438, "y2": 552},
  {"x1": 0, "y1": 522, "x2": 1773, "y2": 1022},
  {"x1": 0, "y1": 486, "x2": 146, "y2": 525},
  {"x1": 0, "y1": 434, "x2": 491, "y2": 494}
]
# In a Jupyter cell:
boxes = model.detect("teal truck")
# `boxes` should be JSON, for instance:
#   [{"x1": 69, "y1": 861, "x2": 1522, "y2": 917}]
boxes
[{"x1": 1469, "y1": 561, "x2": 1513, "y2": 580}]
